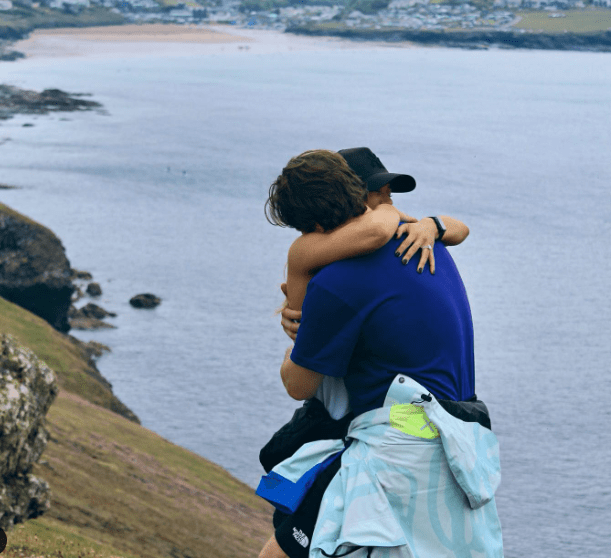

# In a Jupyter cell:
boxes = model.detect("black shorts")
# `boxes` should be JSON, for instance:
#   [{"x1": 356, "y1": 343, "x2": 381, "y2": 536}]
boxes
[{"x1": 273, "y1": 454, "x2": 342, "y2": 558}]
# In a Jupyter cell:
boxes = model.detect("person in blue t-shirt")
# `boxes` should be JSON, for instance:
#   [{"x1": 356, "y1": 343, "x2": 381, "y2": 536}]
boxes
[
  {"x1": 268, "y1": 148, "x2": 475, "y2": 411},
  {"x1": 259, "y1": 148, "x2": 480, "y2": 558}
]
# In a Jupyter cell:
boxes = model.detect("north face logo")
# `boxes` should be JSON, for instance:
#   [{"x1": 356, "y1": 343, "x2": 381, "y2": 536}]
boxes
[{"x1": 292, "y1": 527, "x2": 309, "y2": 548}]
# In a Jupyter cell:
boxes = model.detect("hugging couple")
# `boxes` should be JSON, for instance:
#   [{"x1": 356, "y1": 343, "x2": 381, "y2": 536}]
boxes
[{"x1": 256, "y1": 148, "x2": 504, "y2": 558}]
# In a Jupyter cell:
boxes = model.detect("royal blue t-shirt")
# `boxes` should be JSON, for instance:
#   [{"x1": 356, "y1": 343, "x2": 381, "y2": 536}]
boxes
[{"x1": 290, "y1": 239, "x2": 475, "y2": 417}]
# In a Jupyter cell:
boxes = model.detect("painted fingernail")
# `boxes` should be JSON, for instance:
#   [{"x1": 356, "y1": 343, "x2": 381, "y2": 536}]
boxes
[
  {"x1": 418, "y1": 267, "x2": 423, "y2": 273},
  {"x1": 402, "y1": 259, "x2": 407, "y2": 265},
  {"x1": 395, "y1": 251, "x2": 400, "y2": 257}
]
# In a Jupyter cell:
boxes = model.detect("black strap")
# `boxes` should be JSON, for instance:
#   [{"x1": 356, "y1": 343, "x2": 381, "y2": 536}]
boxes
[{"x1": 438, "y1": 395, "x2": 492, "y2": 430}]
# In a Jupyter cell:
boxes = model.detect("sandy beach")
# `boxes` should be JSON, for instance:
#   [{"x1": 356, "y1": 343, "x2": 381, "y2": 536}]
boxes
[
  {"x1": 12, "y1": 23, "x2": 385, "y2": 59},
  {"x1": 20, "y1": 24, "x2": 250, "y2": 43}
]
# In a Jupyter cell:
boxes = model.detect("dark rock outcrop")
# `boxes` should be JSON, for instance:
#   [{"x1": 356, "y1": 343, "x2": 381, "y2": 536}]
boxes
[
  {"x1": 70, "y1": 270, "x2": 92, "y2": 303},
  {"x1": 66, "y1": 335, "x2": 139, "y2": 424},
  {"x1": 79, "y1": 339, "x2": 111, "y2": 359},
  {"x1": 0, "y1": 334, "x2": 58, "y2": 530},
  {"x1": 86, "y1": 282, "x2": 102, "y2": 297},
  {"x1": 68, "y1": 303, "x2": 117, "y2": 330},
  {"x1": 0, "y1": 203, "x2": 74, "y2": 333},
  {"x1": 130, "y1": 293, "x2": 161, "y2": 309},
  {"x1": 77, "y1": 303, "x2": 115, "y2": 320},
  {"x1": 0, "y1": 50, "x2": 25, "y2": 62},
  {"x1": 71, "y1": 284, "x2": 84, "y2": 303},
  {"x1": 0, "y1": 85, "x2": 103, "y2": 121},
  {"x1": 71, "y1": 269, "x2": 93, "y2": 281}
]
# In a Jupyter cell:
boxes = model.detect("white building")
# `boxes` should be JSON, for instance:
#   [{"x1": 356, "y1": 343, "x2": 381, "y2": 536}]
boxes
[
  {"x1": 493, "y1": 0, "x2": 522, "y2": 8},
  {"x1": 47, "y1": 0, "x2": 90, "y2": 8}
]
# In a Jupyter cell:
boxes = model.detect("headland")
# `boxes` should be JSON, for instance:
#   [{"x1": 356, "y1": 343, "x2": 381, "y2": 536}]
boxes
[{"x1": 0, "y1": 202, "x2": 273, "y2": 557}]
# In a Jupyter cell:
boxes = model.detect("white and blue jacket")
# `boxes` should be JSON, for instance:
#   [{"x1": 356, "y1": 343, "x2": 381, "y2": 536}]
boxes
[{"x1": 257, "y1": 374, "x2": 504, "y2": 558}]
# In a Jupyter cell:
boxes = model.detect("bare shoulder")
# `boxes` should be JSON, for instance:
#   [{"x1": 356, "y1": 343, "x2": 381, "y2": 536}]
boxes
[{"x1": 288, "y1": 232, "x2": 324, "y2": 272}]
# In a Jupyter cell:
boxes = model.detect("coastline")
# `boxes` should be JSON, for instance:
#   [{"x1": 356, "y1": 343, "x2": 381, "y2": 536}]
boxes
[
  {"x1": 2, "y1": 20, "x2": 610, "y2": 57},
  {"x1": 10, "y1": 24, "x2": 254, "y2": 59},
  {"x1": 8, "y1": 23, "x2": 388, "y2": 60},
  {"x1": 286, "y1": 24, "x2": 611, "y2": 52},
  {"x1": 1, "y1": 20, "x2": 610, "y2": 558},
  {"x1": 0, "y1": 214, "x2": 273, "y2": 557}
]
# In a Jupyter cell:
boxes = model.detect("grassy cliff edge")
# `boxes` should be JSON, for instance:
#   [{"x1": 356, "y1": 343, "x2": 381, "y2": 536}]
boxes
[{"x1": 1, "y1": 296, "x2": 273, "y2": 558}]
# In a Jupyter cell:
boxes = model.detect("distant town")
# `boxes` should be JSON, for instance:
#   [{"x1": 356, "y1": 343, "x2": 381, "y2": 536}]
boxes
[{"x1": 0, "y1": 0, "x2": 609, "y2": 33}]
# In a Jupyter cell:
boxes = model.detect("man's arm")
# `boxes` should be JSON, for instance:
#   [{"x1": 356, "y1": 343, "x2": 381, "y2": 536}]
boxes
[{"x1": 280, "y1": 346, "x2": 323, "y2": 400}]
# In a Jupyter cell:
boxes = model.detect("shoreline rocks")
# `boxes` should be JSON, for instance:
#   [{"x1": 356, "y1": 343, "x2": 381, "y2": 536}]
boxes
[
  {"x1": 0, "y1": 50, "x2": 25, "y2": 62},
  {"x1": 286, "y1": 25, "x2": 611, "y2": 52},
  {"x1": 0, "y1": 85, "x2": 104, "y2": 122},
  {"x1": 66, "y1": 334, "x2": 140, "y2": 424},
  {"x1": 68, "y1": 302, "x2": 117, "y2": 330},
  {"x1": 0, "y1": 202, "x2": 140, "y2": 427},
  {"x1": 0, "y1": 204, "x2": 118, "y2": 332},
  {"x1": 0, "y1": 203, "x2": 74, "y2": 333},
  {"x1": 71, "y1": 269, "x2": 93, "y2": 281},
  {"x1": 129, "y1": 293, "x2": 161, "y2": 309},
  {"x1": 86, "y1": 282, "x2": 102, "y2": 297}
]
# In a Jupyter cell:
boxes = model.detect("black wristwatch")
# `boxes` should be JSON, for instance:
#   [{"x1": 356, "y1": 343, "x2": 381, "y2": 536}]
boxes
[{"x1": 428, "y1": 216, "x2": 446, "y2": 241}]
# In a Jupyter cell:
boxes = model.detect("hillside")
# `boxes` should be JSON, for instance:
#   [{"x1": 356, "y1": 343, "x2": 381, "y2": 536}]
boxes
[{"x1": 0, "y1": 296, "x2": 273, "y2": 558}]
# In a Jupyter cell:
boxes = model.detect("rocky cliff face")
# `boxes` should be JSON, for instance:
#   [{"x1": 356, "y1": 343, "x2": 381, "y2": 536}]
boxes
[
  {"x1": 0, "y1": 334, "x2": 58, "y2": 530},
  {"x1": 0, "y1": 203, "x2": 74, "y2": 333}
]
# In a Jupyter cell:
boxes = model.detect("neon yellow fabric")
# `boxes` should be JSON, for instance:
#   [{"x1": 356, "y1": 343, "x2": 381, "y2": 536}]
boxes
[{"x1": 389, "y1": 404, "x2": 440, "y2": 439}]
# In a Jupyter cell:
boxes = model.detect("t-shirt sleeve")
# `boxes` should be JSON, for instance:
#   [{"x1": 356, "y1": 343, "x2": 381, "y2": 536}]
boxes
[{"x1": 290, "y1": 281, "x2": 362, "y2": 378}]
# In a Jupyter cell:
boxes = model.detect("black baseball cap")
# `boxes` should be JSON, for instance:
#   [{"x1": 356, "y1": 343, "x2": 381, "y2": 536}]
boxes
[{"x1": 338, "y1": 147, "x2": 416, "y2": 193}]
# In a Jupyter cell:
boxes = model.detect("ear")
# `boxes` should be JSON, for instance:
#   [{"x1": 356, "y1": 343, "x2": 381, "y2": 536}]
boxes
[{"x1": 280, "y1": 282, "x2": 288, "y2": 297}]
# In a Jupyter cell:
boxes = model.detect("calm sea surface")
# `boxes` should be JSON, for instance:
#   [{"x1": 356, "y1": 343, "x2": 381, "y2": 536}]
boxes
[{"x1": 1, "y1": 39, "x2": 610, "y2": 557}]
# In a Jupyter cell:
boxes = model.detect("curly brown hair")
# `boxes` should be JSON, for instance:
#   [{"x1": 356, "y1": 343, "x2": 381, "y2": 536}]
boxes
[{"x1": 265, "y1": 149, "x2": 368, "y2": 233}]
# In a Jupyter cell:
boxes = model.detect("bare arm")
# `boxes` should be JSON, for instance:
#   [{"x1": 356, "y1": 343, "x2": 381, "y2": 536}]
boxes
[
  {"x1": 285, "y1": 204, "x2": 404, "y2": 311},
  {"x1": 281, "y1": 213, "x2": 469, "y2": 337},
  {"x1": 394, "y1": 215, "x2": 470, "y2": 274},
  {"x1": 280, "y1": 346, "x2": 323, "y2": 400},
  {"x1": 430, "y1": 215, "x2": 469, "y2": 246},
  {"x1": 288, "y1": 204, "x2": 403, "y2": 276}
]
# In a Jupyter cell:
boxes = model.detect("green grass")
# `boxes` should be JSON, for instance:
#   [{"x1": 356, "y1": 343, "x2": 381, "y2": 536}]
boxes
[
  {"x1": 512, "y1": 9, "x2": 611, "y2": 33},
  {"x1": 0, "y1": 5, "x2": 124, "y2": 35},
  {"x1": 1, "y1": 297, "x2": 274, "y2": 557},
  {"x1": 0, "y1": 202, "x2": 47, "y2": 228},
  {"x1": 0, "y1": 297, "x2": 128, "y2": 416},
  {"x1": 5, "y1": 517, "x2": 141, "y2": 558}
]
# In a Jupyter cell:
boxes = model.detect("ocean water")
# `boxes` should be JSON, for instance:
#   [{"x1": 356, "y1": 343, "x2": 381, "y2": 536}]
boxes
[{"x1": 1, "y1": 38, "x2": 610, "y2": 557}]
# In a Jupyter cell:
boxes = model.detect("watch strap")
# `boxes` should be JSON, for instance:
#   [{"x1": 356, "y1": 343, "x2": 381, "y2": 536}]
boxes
[{"x1": 428, "y1": 216, "x2": 446, "y2": 241}]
